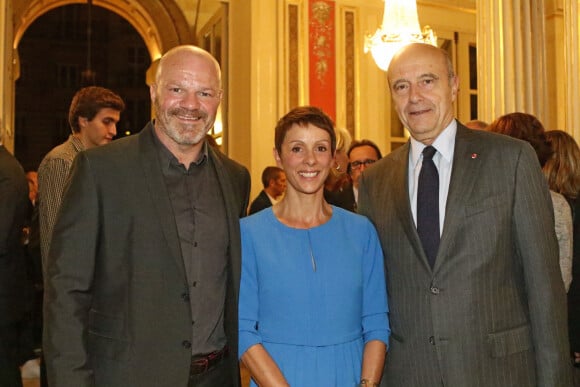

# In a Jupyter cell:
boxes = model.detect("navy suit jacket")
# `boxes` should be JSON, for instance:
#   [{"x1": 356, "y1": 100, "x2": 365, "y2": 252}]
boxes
[{"x1": 248, "y1": 190, "x2": 272, "y2": 215}]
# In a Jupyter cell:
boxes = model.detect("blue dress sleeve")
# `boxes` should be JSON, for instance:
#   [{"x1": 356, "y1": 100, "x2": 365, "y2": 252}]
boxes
[
  {"x1": 361, "y1": 220, "x2": 391, "y2": 348},
  {"x1": 238, "y1": 220, "x2": 263, "y2": 358}
]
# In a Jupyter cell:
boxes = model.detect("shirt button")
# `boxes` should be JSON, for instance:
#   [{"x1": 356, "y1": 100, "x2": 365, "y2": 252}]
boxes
[
  {"x1": 430, "y1": 286, "x2": 440, "y2": 294},
  {"x1": 182, "y1": 340, "x2": 191, "y2": 349},
  {"x1": 429, "y1": 336, "x2": 435, "y2": 345},
  {"x1": 181, "y1": 292, "x2": 190, "y2": 301}
]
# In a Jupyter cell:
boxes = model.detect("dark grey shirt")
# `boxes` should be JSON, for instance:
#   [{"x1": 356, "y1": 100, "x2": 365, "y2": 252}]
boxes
[{"x1": 153, "y1": 131, "x2": 228, "y2": 355}]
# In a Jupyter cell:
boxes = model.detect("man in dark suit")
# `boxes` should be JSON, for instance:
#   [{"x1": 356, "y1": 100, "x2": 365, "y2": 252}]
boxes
[
  {"x1": 345, "y1": 139, "x2": 382, "y2": 212},
  {"x1": 44, "y1": 45, "x2": 250, "y2": 387},
  {"x1": 359, "y1": 43, "x2": 571, "y2": 386},
  {"x1": 325, "y1": 139, "x2": 382, "y2": 213},
  {"x1": 0, "y1": 141, "x2": 29, "y2": 387},
  {"x1": 248, "y1": 166, "x2": 286, "y2": 215}
]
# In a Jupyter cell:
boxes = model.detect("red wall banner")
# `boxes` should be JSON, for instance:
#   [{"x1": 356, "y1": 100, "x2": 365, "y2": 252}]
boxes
[{"x1": 308, "y1": 0, "x2": 336, "y2": 121}]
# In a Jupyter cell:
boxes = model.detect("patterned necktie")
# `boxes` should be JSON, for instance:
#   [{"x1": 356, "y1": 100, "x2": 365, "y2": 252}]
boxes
[{"x1": 417, "y1": 145, "x2": 440, "y2": 267}]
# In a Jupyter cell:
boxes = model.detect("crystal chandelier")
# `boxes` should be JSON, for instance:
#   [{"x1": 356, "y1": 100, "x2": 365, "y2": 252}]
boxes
[{"x1": 364, "y1": 0, "x2": 437, "y2": 71}]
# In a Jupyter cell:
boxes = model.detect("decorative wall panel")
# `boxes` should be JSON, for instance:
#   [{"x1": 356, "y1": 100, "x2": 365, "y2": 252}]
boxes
[
  {"x1": 288, "y1": 3, "x2": 299, "y2": 109},
  {"x1": 308, "y1": 0, "x2": 336, "y2": 120},
  {"x1": 344, "y1": 9, "x2": 355, "y2": 136}
]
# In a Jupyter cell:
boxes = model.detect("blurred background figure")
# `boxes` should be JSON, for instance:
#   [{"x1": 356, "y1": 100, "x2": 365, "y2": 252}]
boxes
[
  {"x1": 324, "y1": 127, "x2": 353, "y2": 210},
  {"x1": 326, "y1": 138, "x2": 383, "y2": 213},
  {"x1": 324, "y1": 126, "x2": 352, "y2": 193},
  {"x1": 464, "y1": 119, "x2": 488, "y2": 130},
  {"x1": 0, "y1": 138, "x2": 29, "y2": 387},
  {"x1": 542, "y1": 129, "x2": 580, "y2": 372},
  {"x1": 488, "y1": 113, "x2": 573, "y2": 292},
  {"x1": 19, "y1": 170, "x2": 43, "y2": 382},
  {"x1": 25, "y1": 172, "x2": 38, "y2": 206},
  {"x1": 37, "y1": 86, "x2": 125, "y2": 270},
  {"x1": 248, "y1": 166, "x2": 286, "y2": 215},
  {"x1": 347, "y1": 139, "x2": 382, "y2": 212}
]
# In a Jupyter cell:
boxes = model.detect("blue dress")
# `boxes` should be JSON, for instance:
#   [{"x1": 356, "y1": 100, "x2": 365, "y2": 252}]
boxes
[{"x1": 238, "y1": 206, "x2": 390, "y2": 386}]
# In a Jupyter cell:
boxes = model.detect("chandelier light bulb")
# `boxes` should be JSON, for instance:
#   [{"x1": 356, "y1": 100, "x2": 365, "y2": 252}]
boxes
[{"x1": 365, "y1": 0, "x2": 437, "y2": 71}]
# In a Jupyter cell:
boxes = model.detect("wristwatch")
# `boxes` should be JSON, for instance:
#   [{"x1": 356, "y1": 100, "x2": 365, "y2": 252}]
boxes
[{"x1": 360, "y1": 379, "x2": 379, "y2": 387}]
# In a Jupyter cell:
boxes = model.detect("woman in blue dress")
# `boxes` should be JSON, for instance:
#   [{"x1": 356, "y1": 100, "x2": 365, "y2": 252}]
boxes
[{"x1": 239, "y1": 106, "x2": 390, "y2": 386}]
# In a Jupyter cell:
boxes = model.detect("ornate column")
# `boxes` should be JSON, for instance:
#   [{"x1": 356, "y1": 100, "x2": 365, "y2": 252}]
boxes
[
  {"x1": 477, "y1": 0, "x2": 549, "y2": 125},
  {"x1": 0, "y1": 0, "x2": 16, "y2": 151},
  {"x1": 564, "y1": 0, "x2": 580, "y2": 139},
  {"x1": 228, "y1": 0, "x2": 281, "y2": 200}
]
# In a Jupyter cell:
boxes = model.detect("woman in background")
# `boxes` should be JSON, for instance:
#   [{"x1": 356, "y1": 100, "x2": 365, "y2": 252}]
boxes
[
  {"x1": 238, "y1": 106, "x2": 390, "y2": 386},
  {"x1": 488, "y1": 113, "x2": 573, "y2": 291},
  {"x1": 543, "y1": 129, "x2": 580, "y2": 369},
  {"x1": 324, "y1": 126, "x2": 351, "y2": 193}
]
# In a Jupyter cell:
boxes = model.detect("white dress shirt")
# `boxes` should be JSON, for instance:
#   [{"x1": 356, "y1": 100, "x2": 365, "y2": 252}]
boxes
[{"x1": 408, "y1": 120, "x2": 457, "y2": 235}]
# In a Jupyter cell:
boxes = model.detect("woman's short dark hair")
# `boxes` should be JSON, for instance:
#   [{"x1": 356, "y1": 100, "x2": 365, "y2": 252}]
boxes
[{"x1": 274, "y1": 106, "x2": 336, "y2": 155}]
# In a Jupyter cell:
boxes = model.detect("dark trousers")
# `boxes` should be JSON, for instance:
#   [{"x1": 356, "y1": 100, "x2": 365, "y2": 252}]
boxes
[
  {"x1": 188, "y1": 356, "x2": 235, "y2": 387},
  {"x1": 40, "y1": 355, "x2": 48, "y2": 387},
  {"x1": 0, "y1": 322, "x2": 24, "y2": 387}
]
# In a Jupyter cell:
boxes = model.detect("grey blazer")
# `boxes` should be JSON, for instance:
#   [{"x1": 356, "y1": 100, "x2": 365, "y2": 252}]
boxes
[
  {"x1": 43, "y1": 123, "x2": 250, "y2": 387},
  {"x1": 359, "y1": 123, "x2": 571, "y2": 387}
]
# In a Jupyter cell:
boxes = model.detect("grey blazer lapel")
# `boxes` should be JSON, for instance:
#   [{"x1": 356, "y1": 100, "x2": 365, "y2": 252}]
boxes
[
  {"x1": 138, "y1": 124, "x2": 186, "y2": 278},
  {"x1": 391, "y1": 143, "x2": 429, "y2": 267},
  {"x1": 435, "y1": 123, "x2": 484, "y2": 271}
]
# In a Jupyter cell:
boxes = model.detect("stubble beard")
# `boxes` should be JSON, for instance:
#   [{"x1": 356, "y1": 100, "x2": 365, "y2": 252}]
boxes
[{"x1": 156, "y1": 103, "x2": 213, "y2": 146}]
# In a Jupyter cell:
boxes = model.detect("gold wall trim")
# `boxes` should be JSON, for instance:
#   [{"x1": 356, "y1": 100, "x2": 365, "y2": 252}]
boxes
[
  {"x1": 344, "y1": 9, "x2": 356, "y2": 135},
  {"x1": 288, "y1": 3, "x2": 300, "y2": 109},
  {"x1": 335, "y1": 4, "x2": 359, "y2": 137}
]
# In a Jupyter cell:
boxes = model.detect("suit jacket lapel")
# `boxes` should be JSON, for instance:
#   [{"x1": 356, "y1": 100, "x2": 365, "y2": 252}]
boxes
[
  {"x1": 138, "y1": 123, "x2": 186, "y2": 278},
  {"x1": 434, "y1": 123, "x2": 484, "y2": 271},
  {"x1": 208, "y1": 146, "x2": 242, "y2": 296},
  {"x1": 391, "y1": 143, "x2": 430, "y2": 267}
]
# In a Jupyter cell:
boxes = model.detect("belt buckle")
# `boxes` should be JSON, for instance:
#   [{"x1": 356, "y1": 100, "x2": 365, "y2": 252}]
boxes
[
  {"x1": 190, "y1": 346, "x2": 228, "y2": 376},
  {"x1": 191, "y1": 357, "x2": 210, "y2": 374}
]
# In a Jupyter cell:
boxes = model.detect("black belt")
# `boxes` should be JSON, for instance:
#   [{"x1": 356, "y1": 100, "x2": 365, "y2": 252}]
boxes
[{"x1": 190, "y1": 346, "x2": 229, "y2": 375}]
